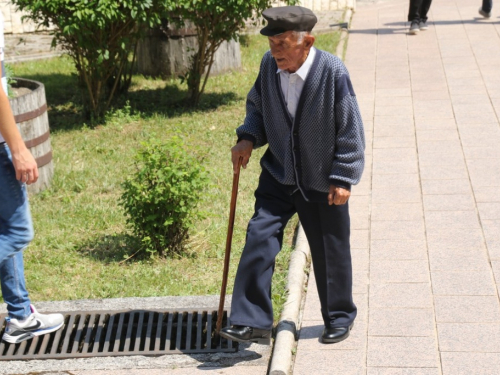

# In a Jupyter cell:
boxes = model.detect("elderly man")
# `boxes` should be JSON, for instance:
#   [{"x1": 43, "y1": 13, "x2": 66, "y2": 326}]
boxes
[{"x1": 219, "y1": 6, "x2": 365, "y2": 345}]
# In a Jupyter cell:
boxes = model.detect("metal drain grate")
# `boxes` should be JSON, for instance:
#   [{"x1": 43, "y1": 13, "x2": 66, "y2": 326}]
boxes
[{"x1": 0, "y1": 309, "x2": 238, "y2": 360}]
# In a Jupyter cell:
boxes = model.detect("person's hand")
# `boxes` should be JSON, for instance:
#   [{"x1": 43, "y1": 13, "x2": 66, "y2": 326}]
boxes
[
  {"x1": 328, "y1": 185, "x2": 350, "y2": 205},
  {"x1": 11, "y1": 148, "x2": 39, "y2": 185},
  {"x1": 231, "y1": 140, "x2": 253, "y2": 174}
]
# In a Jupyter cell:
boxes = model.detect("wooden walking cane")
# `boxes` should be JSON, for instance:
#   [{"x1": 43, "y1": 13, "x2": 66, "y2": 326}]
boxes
[{"x1": 216, "y1": 156, "x2": 243, "y2": 334}]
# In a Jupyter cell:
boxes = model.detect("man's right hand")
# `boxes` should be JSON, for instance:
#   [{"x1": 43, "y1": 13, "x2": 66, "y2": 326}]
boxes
[{"x1": 231, "y1": 140, "x2": 253, "y2": 174}]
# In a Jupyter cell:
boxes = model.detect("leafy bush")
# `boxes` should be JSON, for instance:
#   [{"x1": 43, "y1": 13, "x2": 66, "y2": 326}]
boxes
[
  {"x1": 120, "y1": 136, "x2": 208, "y2": 257},
  {"x1": 167, "y1": 0, "x2": 297, "y2": 106},
  {"x1": 13, "y1": 0, "x2": 298, "y2": 112},
  {"x1": 12, "y1": 0, "x2": 167, "y2": 120},
  {"x1": 4, "y1": 63, "x2": 17, "y2": 98}
]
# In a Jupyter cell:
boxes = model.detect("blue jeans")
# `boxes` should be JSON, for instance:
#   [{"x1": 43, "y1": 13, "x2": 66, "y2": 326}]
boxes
[{"x1": 0, "y1": 143, "x2": 33, "y2": 320}]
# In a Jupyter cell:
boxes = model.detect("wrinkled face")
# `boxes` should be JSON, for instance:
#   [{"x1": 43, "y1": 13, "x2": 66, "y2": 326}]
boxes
[{"x1": 268, "y1": 31, "x2": 314, "y2": 73}]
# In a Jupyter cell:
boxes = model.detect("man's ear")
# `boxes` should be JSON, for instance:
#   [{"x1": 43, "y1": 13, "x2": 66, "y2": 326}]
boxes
[{"x1": 304, "y1": 35, "x2": 315, "y2": 48}]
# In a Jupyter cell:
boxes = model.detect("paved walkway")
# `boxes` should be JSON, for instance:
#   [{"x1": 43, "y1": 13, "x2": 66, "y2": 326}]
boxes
[{"x1": 293, "y1": 0, "x2": 500, "y2": 374}]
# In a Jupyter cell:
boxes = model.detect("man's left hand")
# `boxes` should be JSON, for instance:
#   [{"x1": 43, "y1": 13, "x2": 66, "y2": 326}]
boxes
[{"x1": 328, "y1": 185, "x2": 350, "y2": 205}]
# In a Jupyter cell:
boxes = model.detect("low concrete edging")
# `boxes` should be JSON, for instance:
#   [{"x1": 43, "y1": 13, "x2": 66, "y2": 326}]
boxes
[{"x1": 269, "y1": 224, "x2": 311, "y2": 375}]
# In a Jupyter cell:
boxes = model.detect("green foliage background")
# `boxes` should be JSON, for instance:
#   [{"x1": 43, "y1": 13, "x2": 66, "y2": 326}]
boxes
[
  {"x1": 11, "y1": 0, "x2": 298, "y2": 115},
  {"x1": 12, "y1": 0, "x2": 168, "y2": 119}
]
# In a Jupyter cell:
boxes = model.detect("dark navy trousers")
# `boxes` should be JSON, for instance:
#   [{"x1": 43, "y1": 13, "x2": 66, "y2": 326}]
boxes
[{"x1": 229, "y1": 171, "x2": 356, "y2": 330}]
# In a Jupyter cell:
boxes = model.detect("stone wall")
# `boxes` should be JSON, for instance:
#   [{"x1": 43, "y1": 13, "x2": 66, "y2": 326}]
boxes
[
  {"x1": 273, "y1": 0, "x2": 356, "y2": 11},
  {"x1": 4, "y1": 32, "x2": 62, "y2": 63},
  {"x1": 1, "y1": 1, "x2": 58, "y2": 62},
  {"x1": 0, "y1": 1, "x2": 53, "y2": 34}
]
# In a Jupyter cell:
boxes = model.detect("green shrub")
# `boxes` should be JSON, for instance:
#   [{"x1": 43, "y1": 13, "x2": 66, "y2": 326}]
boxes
[
  {"x1": 12, "y1": 0, "x2": 167, "y2": 120},
  {"x1": 4, "y1": 63, "x2": 17, "y2": 98},
  {"x1": 120, "y1": 136, "x2": 208, "y2": 257}
]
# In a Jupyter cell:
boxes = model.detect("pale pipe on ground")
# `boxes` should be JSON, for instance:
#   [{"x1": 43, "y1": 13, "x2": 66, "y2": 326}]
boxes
[
  {"x1": 336, "y1": 8, "x2": 353, "y2": 61},
  {"x1": 268, "y1": 223, "x2": 311, "y2": 375}
]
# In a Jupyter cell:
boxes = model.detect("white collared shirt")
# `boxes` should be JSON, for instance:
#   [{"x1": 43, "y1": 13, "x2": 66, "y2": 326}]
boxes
[{"x1": 276, "y1": 47, "x2": 316, "y2": 119}]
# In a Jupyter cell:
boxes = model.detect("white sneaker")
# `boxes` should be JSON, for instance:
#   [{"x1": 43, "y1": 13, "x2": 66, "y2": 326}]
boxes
[
  {"x1": 479, "y1": 7, "x2": 491, "y2": 18},
  {"x1": 409, "y1": 21, "x2": 420, "y2": 35},
  {"x1": 2, "y1": 305, "x2": 64, "y2": 344}
]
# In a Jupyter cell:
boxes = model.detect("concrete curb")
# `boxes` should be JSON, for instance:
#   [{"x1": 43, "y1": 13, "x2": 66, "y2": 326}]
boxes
[{"x1": 268, "y1": 224, "x2": 310, "y2": 375}]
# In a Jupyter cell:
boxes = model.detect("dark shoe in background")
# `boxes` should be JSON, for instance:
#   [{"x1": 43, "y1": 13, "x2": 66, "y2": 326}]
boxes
[
  {"x1": 419, "y1": 21, "x2": 428, "y2": 30},
  {"x1": 409, "y1": 21, "x2": 420, "y2": 35},
  {"x1": 478, "y1": 7, "x2": 491, "y2": 17}
]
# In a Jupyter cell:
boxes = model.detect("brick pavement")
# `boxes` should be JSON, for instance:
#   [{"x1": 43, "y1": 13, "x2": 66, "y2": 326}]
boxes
[{"x1": 293, "y1": 0, "x2": 500, "y2": 373}]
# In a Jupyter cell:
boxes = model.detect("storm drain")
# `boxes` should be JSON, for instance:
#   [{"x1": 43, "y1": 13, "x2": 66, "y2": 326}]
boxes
[{"x1": 0, "y1": 309, "x2": 238, "y2": 360}]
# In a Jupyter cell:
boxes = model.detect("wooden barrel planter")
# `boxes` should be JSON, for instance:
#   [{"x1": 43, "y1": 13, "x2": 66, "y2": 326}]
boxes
[{"x1": 8, "y1": 77, "x2": 53, "y2": 195}]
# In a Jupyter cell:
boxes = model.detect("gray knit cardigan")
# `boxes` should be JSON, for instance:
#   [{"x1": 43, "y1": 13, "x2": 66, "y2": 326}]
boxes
[{"x1": 237, "y1": 48, "x2": 365, "y2": 202}]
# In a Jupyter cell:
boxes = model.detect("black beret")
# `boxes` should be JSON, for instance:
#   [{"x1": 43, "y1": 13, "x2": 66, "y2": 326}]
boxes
[{"x1": 260, "y1": 6, "x2": 317, "y2": 36}]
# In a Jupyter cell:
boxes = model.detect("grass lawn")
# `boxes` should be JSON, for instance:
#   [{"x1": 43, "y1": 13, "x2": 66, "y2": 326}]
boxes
[{"x1": 8, "y1": 31, "x2": 340, "y2": 323}]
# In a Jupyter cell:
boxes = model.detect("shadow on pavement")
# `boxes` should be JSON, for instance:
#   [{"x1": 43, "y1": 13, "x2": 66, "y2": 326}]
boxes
[{"x1": 348, "y1": 18, "x2": 500, "y2": 35}]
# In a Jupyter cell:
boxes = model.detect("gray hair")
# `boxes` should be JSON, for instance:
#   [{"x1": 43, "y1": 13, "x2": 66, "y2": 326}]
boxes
[{"x1": 293, "y1": 31, "x2": 310, "y2": 44}]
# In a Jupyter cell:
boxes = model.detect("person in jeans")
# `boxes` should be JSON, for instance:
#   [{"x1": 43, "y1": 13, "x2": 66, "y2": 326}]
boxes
[
  {"x1": 408, "y1": 0, "x2": 433, "y2": 35},
  {"x1": 479, "y1": 0, "x2": 492, "y2": 17},
  {"x1": 0, "y1": 58, "x2": 64, "y2": 342}
]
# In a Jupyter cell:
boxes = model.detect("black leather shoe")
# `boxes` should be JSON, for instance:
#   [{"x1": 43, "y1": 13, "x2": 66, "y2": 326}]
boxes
[
  {"x1": 219, "y1": 325, "x2": 271, "y2": 345},
  {"x1": 321, "y1": 323, "x2": 353, "y2": 344}
]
